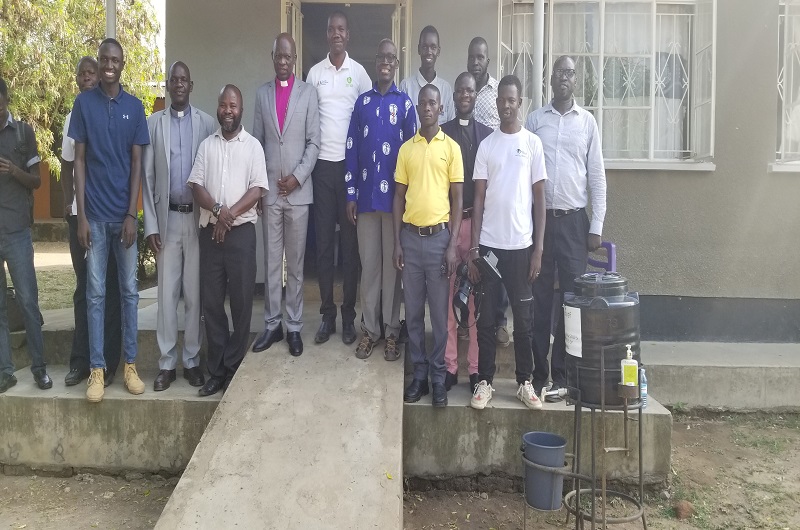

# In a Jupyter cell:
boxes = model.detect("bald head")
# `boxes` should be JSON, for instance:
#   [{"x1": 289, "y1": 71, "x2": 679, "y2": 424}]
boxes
[{"x1": 272, "y1": 33, "x2": 297, "y2": 81}]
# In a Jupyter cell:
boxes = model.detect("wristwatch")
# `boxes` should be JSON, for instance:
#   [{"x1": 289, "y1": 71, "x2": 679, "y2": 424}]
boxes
[{"x1": 212, "y1": 203, "x2": 222, "y2": 218}]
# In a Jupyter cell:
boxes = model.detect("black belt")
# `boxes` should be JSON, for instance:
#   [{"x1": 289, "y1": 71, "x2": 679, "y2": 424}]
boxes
[
  {"x1": 403, "y1": 222, "x2": 447, "y2": 236},
  {"x1": 169, "y1": 203, "x2": 193, "y2": 213},
  {"x1": 547, "y1": 207, "x2": 583, "y2": 218},
  {"x1": 462, "y1": 208, "x2": 473, "y2": 220}
]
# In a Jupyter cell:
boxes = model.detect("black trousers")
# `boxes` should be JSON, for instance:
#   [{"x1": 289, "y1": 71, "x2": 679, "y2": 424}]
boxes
[
  {"x1": 531, "y1": 209, "x2": 589, "y2": 386},
  {"x1": 200, "y1": 223, "x2": 256, "y2": 381},
  {"x1": 477, "y1": 245, "x2": 535, "y2": 385},
  {"x1": 312, "y1": 159, "x2": 358, "y2": 324},
  {"x1": 66, "y1": 214, "x2": 121, "y2": 374}
]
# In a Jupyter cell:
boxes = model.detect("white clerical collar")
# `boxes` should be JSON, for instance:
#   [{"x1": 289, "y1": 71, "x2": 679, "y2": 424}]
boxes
[
  {"x1": 279, "y1": 79, "x2": 289, "y2": 87},
  {"x1": 459, "y1": 119, "x2": 470, "y2": 127}
]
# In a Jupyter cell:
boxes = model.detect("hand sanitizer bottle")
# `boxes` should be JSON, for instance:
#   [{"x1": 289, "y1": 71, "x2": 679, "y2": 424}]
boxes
[{"x1": 621, "y1": 344, "x2": 638, "y2": 387}]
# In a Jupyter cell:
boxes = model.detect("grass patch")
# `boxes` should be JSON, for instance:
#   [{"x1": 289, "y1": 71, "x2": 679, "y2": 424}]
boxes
[
  {"x1": 731, "y1": 429, "x2": 789, "y2": 454},
  {"x1": 35, "y1": 269, "x2": 76, "y2": 310}
]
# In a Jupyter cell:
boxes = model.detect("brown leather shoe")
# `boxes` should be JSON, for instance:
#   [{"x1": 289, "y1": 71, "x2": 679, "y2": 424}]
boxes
[
  {"x1": 153, "y1": 369, "x2": 176, "y2": 392},
  {"x1": 183, "y1": 366, "x2": 205, "y2": 387}
]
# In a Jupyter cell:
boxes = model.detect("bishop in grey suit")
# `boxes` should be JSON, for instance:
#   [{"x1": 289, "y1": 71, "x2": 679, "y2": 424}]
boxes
[
  {"x1": 143, "y1": 62, "x2": 216, "y2": 390},
  {"x1": 252, "y1": 33, "x2": 320, "y2": 356}
]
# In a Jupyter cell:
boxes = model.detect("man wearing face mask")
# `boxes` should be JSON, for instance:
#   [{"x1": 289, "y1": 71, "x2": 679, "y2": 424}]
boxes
[
  {"x1": 345, "y1": 39, "x2": 416, "y2": 361},
  {"x1": 188, "y1": 85, "x2": 268, "y2": 397},
  {"x1": 252, "y1": 33, "x2": 320, "y2": 357}
]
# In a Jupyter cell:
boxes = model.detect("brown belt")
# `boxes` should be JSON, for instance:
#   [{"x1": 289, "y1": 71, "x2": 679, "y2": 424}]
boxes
[{"x1": 403, "y1": 222, "x2": 447, "y2": 236}]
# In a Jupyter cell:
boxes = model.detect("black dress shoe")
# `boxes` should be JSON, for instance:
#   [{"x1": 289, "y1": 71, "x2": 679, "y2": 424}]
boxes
[
  {"x1": 445, "y1": 371, "x2": 458, "y2": 391},
  {"x1": 183, "y1": 366, "x2": 205, "y2": 387},
  {"x1": 287, "y1": 332, "x2": 303, "y2": 356},
  {"x1": 342, "y1": 321, "x2": 357, "y2": 345},
  {"x1": 314, "y1": 320, "x2": 336, "y2": 344},
  {"x1": 199, "y1": 377, "x2": 224, "y2": 397},
  {"x1": 153, "y1": 369, "x2": 176, "y2": 392},
  {"x1": 432, "y1": 382, "x2": 448, "y2": 407},
  {"x1": 64, "y1": 368, "x2": 89, "y2": 387},
  {"x1": 33, "y1": 371, "x2": 53, "y2": 390},
  {"x1": 0, "y1": 372, "x2": 18, "y2": 393},
  {"x1": 403, "y1": 379, "x2": 429, "y2": 403},
  {"x1": 104, "y1": 369, "x2": 115, "y2": 388},
  {"x1": 252, "y1": 325, "x2": 284, "y2": 352}
]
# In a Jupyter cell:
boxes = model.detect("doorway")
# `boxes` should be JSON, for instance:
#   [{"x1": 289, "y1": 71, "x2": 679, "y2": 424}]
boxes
[{"x1": 280, "y1": 1, "x2": 411, "y2": 82}]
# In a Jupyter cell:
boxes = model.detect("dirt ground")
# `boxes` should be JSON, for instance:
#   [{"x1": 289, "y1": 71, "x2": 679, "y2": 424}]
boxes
[{"x1": 1, "y1": 413, "x2": 798, "y2": 529}]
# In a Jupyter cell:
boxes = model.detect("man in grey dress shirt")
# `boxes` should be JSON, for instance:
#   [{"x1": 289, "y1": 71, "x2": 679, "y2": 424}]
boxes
[
  {"x1": 525, "y1": 55, "x2": 607, "y2": 397},
  {"x1": 143, "y1": 61, "x2": 216, "y2": 391},
  {"x1": 399, "y1": 26, "x2": 455, "y2": 126}
]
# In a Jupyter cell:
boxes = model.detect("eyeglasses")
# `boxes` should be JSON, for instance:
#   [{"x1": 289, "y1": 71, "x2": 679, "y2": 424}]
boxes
[
  {"x1": 375, "y1": 54, "x2": 398, "y2": 64},
  {"x1": 554, "y1": 68, "x2": 576, "y2": 79},
  {"x1": 455, "y1": 88, "x2": 476, "y2": 96}
]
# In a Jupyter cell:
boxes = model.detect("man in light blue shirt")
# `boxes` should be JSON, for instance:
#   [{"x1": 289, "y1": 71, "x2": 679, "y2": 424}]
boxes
[
  {"x1": 524, "y1": 55, "x2": 607, "y2": 397},
  {"x1": 399, "y1": 26, "x2": 455, "y2": 126}
]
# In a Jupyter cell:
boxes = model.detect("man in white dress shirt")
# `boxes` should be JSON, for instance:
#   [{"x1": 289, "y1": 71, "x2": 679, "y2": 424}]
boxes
[{"x1": 525, "y1": 55, "x2": 607, "y2": 398}]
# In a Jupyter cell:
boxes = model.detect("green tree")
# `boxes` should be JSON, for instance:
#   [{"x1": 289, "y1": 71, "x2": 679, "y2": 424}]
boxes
[{"x1": 0, "y1": 0, "x2": 162, "y2": 177}]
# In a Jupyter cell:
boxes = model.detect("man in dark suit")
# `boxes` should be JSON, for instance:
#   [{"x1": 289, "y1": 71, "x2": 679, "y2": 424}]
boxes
[
  {"x1": 252, "y1": 33, "x2": 320, "y2": 356},
  {"x1": 143, "y1": 61, "x2": 216, "y2": 391},
  {"x1": 441, "y1": 72, "x2": 492, "y2": 393}
]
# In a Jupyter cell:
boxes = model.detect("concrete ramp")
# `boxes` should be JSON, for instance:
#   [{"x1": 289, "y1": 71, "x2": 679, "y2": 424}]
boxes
[{"x1": 156, "y1": 314, "x2": 405, "y2": 529}]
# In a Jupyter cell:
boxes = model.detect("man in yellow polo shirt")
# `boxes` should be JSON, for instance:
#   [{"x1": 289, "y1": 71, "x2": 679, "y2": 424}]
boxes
[{"x1": 393, "y1": 84, "x2": 463, "y2": 408}]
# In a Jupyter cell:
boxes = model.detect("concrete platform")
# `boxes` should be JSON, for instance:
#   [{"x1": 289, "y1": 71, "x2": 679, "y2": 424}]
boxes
[
  {"x1": 155, "y1": 312, "x2": 405, "y2": 530},
  {"x1": 0, "y1": 364, "x2": 220, "y2": 474},
  {"x1": 403, "y1": 378, "x2": 672, "y2": 485}
]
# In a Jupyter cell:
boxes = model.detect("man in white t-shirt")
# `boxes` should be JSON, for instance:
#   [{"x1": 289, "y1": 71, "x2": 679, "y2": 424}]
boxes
[
  {"x1": 468, "y1": 75, "x2": 547, "y2": 412},
  {"x1": 305, "y1": 10, "x2": 372, "y2": 346},
  {"x1": 60, "y1": 56, "x2": 122, "y2": 388}
]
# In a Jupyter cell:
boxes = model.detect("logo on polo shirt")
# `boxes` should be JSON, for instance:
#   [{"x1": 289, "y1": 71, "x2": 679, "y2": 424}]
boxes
[
  {"x1": 380, "y1": 180, "x2": 389, "y2": 193},
  {"x1": 377, "y1": 162, "x2": 381, "y2": 173},
  {"x1": 405, "y1": 100, "x2": 412, "y2": 111},
  {"x1": 376, "y1": 107, "x2": 380, "y2": 117},
  {"x1": 347, "y1": 137, "x2": 353, "y2": 149},
  {"x1": 347, "y1": 76, "x2": 353, "y2": 87},
  {"x1": 515, "y1": 148, "x2": 529, "y2": 158},
  {"x1": 363, "y1": 95, "x2": 371, "y2": 105},
  {"x1": 364, "y1": 125, "x2": 369, "y2": 138},
  {"x1": 345, "y1": 171, "x2": 352, "y2": 182},
  {"x1": 389, "y1": 104, "x2": 398, "y2": 125},
  {"x1": 348, "y1": 186, "x2": 356, "y2": 196},
  {"x1": 382, "y1": 142, "x2": 391, "y2": 156},
  {"x1": 318, "y1": 80, "x2": 329, "y2": 86},
  {"x1": 362, "y1": 169, "x2": 368, "y2": 181}
]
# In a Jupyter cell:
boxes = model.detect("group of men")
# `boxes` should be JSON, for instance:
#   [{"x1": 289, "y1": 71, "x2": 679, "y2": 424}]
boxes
[{"x1": 0, "y1": 10, "x2": 605, "y2": 412}]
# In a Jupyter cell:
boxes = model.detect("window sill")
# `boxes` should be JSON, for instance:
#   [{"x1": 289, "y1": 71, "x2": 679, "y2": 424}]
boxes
[
  {"x1": 605, "y1": 160, "x2": 716, "y2": 172},
  {"x1": 769, "y1": 162, "x2": 800, "y2": 174}
]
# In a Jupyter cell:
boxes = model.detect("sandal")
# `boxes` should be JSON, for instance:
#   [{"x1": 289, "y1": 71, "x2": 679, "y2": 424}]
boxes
[
  {"x1": 355, "y1": 335, "x2": 375, "y2": 359},
  {"x1": 384, "y1": 335, "x2": 401, "y2": 361}
]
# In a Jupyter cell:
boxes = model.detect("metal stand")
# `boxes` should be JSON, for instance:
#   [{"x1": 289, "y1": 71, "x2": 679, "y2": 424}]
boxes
[{"x1": 522, "y1": 347, "x2": 647, "y2": 530}]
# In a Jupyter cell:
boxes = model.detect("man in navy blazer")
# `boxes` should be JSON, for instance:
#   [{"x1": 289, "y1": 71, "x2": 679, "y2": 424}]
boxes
[{"x1": 252, "y1": 33, "x2": 321, "y2": 356}]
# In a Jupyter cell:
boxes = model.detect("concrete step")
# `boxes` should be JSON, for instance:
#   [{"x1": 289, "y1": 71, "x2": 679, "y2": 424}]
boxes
[
  {"x1": 155, "y1": 311, "x2": 404, "y2": 530},
  {"x1": 403, "y1": 378, "x2": 672, "y2": 486},
  {"x1": 32, "y1": 219, "x2": 69, "y2": 242},
  {"x1": 0, "y1": 364, "x2": 220, "y2": 475}
]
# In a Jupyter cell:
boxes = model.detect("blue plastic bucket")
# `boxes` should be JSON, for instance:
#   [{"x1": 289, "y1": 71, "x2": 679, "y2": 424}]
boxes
[{"x1": 522, "y1": 431, "x2": 567, "y2": 511}]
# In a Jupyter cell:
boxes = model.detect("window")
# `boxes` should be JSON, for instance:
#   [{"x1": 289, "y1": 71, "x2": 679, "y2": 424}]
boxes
[
  {"x1": 778, "y1": 0, "x2": 800, "y2": 162},
  {"x1": 500, "y1": 0, "x2": 716, "y2": 163}
]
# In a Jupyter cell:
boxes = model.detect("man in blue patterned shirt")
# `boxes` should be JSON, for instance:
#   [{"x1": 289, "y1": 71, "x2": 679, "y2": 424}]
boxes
[{"x1": 345, "y1": 39, "x2": 416, "y2": 361}]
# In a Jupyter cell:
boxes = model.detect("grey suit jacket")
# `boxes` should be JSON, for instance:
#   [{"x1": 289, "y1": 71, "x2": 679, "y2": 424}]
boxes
[
  {"x1": 253, "y1": 78, "x2": 320, "y2": 206},
  {"x1": 143, "y1": 106, "x2": 216, "y2": 238}
]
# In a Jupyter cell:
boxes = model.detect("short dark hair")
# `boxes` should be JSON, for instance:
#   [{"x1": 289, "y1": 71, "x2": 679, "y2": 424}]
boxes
[
  {"x1": 328, "y1": 10, "x2": 349, "y2": 30},
  {"x1": 419, "y1": 25, "x2": 440, "y2": 45},
  {"x1": 498, "y1": 74, "x2": 522, "y2": 96},
  {"x1": 0, "y1": 78, "x2": 7, "y2": 99},
  {"x1": 419, "y1": 83, "x2": 441, "y2": 102},
  {"x1": 76, "y1": 56, "x2": 98, "y2": 73},
  {"x1": 454, "y1": 71, "x2": 476, "y2": 87},
  {"x1": 469, "y1": 36, "x2": 489, "y2": 52},
  {"x1": 99, "y1": 37, "x2": 124, "y2": 58}
]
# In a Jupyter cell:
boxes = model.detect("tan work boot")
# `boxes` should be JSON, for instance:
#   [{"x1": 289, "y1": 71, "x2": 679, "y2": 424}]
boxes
[
  {"x1": 124, "y1": 363, "x2": 145, "y2": 395},
  {"x1": 86, "y1": 368, "x2": 105, "y2": 403}
]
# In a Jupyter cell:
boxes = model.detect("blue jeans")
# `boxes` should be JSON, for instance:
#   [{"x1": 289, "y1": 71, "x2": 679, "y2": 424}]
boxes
[
  {"x1": 87, "y1": 220, "x2": 138, "y2": 369},
  {"x1": 0, "y1": 228, "x2": 45, "y2": 376}
]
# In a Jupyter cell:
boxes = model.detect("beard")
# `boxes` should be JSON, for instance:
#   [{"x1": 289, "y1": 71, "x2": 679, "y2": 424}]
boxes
[{"x1": 219, "y1": 114, "x2": 242, "y2": 134}]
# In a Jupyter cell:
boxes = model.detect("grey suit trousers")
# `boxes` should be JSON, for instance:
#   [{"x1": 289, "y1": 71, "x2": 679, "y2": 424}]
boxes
[
  {"x1": 156, "y1": 210, "x2": 202, "y2": 370},
  {"x1": 262, "y1": 197, "x2": 309, "y2": 333},
  {"x1": 357, "y1": 211, "x2": 401, "y2": 340}
]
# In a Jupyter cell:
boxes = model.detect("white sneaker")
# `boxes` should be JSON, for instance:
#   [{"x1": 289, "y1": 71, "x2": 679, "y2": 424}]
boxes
[
  {"x1": 470, "y1": 380, "x2": 494, "y2": 410},
  {"x1": 517, "y1": 381, "x2": 543, "y2": 410}
]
